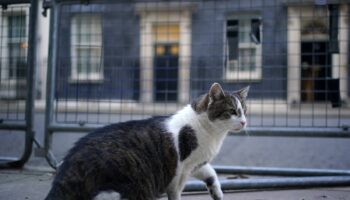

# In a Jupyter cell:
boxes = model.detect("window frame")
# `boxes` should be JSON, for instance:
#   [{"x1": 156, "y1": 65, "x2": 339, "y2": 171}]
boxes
[
  {"x1": 224, "y1": 13, "x2": 262, "y2": 82},
  {"x1": 70, "y1": 14, "x2": 104, "y2": 82}
]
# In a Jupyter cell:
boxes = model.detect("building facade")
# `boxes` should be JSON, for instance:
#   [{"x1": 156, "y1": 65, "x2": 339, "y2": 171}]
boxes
[{"x1": 1, "y1": 0, "x2": 349, "y2": 106}]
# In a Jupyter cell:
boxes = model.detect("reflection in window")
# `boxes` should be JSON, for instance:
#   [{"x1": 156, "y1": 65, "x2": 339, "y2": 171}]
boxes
[
  {"x1": 71, "y1": 14, "x2": 103, "y2": 81},
  {"x1": 225, "y1": 13, "x2": 262, "y2": 81}
]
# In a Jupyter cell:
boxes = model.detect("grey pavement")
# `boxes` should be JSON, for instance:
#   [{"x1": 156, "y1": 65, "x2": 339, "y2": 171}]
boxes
[{"x1": 1, "y1": 169, "x2": 350, "y2": 200}]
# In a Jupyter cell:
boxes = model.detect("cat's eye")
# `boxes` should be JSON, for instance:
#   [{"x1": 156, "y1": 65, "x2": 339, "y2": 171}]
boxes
[{"x1": 230, "y1": 109, "x2": 237, "y2": 115}]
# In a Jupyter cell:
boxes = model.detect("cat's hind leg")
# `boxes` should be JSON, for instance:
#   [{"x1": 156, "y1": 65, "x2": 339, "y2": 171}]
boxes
[
  {"x1": 191, "y1": 163, "x2": 223, "y2": 200},
  {"x1": 93, "y1": 191, "x2": 122, "y2": 200},
  {"x1": 166, "y1": 173, "x2": 189, "y2": 200},
  {"x1": 166, "y1": 190, "x2": 181, "y2": 200}
]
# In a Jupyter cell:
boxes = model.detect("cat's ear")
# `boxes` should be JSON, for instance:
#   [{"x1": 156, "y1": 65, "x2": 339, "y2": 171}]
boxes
[
  {"x1": 209, "y1": 82, "x2": 225, "y2": 101},
  {"x1": 236, "y1": 86, "x2": 250, "y2": 100}
]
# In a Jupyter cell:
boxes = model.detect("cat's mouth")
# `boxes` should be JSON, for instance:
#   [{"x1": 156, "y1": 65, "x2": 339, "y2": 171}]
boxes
[
  {"x1": 233, "y1": 125, "x2": 247, "y2": 132},
  {"x1": 233, "y1": 128, "x2": 243, "y2": 132}
]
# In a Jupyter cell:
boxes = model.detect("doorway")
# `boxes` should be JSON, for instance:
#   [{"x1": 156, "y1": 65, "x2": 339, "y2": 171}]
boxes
[
  {"x1": 154, "y1": 43, "x2": 179, "y2": 102},
  {"x1": 301, "y1": 41, "x2": 332, "y2": 102}
]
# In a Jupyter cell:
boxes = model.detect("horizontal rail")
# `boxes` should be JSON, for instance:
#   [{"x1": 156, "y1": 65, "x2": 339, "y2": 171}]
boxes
[
  {"x1": 0, "y1": 0, "x2": 30, "y2": 5},
  {"x1": 0, "y1": 157, "x2": 18, "y2": 162},
  {"x1": 214, "y1": 166, "x2": 350, "y2": 176},
  {"x1": 184, "y1": 176, "x2": 350, "y2": 192},
  {"x1": 48, "y1": 123, "x2": 101, "y2": 132},
  {"x1": 0, "y1": 157, "x2": 21, "y2": 168},
  {"x1": 53, "y1": 0, "x2": 350, "y2": 5},
  {"x1": 235, "y1": 127, "x2": 350, "y2": 138},
  {"x1": 48, "y1": 123, "x2": 350, "y2": 137},
  {"x1": 0, "y1": 123, "x2": 27, "y2": 131}
]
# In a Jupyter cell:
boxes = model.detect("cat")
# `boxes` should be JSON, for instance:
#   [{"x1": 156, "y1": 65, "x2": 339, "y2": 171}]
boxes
[{"x1": 45, "y1": 82, "x2": 249, "y2": 200}]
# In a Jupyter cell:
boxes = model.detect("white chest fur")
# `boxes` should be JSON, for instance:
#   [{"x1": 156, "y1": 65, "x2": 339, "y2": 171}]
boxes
[{"x1": 166, "y1": 105, "x2": 229, "y2": 169}]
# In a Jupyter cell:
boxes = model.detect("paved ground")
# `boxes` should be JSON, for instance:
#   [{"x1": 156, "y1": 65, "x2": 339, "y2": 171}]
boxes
[{"x1": 1, "y1": 169, "x2": 350, "y2": 200}]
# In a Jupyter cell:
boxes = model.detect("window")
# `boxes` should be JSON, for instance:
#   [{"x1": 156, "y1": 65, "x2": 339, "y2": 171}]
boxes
[
  {"x1": 71, "y1": 14, "x2": 103, "y2": 81},
  {"x1": 0, "y1": 6, "x2": 28, "y2": 98},
  {"x1": 1, "y1": 12, "x2": 27, "y2": 81},
  {"x1": 8, "y1": 14, "x2": 27, "y2": 79},
  {"x1": 225, "y1": 13, "x2": 262, "y2": 81}
]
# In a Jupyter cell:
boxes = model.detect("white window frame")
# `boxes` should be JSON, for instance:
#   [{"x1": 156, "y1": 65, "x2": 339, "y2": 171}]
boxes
[
  {"x1": 70, "y1": 14, "x2": 103, "y2": 82},
  {"x1": 0, "y1": 5, "x2": 29, "y2": 98},
  {"x1": 224, "y1": 13, "x2": 262, "y2": 81}
]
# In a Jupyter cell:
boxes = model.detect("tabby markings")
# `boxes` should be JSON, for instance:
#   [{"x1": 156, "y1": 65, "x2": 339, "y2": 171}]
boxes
[{"x1": 178, "y1": 125, "x2": 198, "y2": 161}]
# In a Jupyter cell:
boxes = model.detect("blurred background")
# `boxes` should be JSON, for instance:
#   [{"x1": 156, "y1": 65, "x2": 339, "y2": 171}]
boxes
[{"x1": 0, "y1": 0, "x2": 349, "y2": 171}]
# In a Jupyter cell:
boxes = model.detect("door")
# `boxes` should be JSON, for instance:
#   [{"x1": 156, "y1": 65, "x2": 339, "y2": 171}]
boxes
[
  {"x1": 154, "y1": 43, "x2": 179, "y2": 102},
  {"x1": 301, "y1": 41, "x2": 332, "y2": 102}
]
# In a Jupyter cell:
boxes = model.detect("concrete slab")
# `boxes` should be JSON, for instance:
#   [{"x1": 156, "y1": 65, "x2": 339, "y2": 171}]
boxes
[
  {"x1": 1, "y1": 169, "x2": 350, "y2": 200},
  {"x1": 166, "y1": 188, "x2": 350, "y2": 200},
  {"x1": 0, "y1": 170, "x2": 52, "y2": 200}
]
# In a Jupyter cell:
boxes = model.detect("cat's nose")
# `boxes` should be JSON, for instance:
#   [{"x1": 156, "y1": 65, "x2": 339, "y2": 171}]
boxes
[{"x1": 240, "y1": 121, "x2": 246, "y2": 126}]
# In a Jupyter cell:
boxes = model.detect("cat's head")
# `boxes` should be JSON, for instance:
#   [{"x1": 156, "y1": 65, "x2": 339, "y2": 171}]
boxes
[{"x1": 191, "y1": 83, "x2": 249, "y2": 132}]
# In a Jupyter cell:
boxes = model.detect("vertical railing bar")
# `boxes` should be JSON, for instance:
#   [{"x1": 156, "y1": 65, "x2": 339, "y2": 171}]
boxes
[
  {"x1": 19, "y1": 6, "x2": 27, "y2": 121},
  {"x1": 18, "y1": 0, "x2": 38, "y2": 167},
  {"x1": 337, "y1": 8, "x2": 342, "y2": 128},
  {"x1": 272, "y1": 0, "x2": 277, "y2": 127},
  {"x1": 62, "y1": 11, "x2": 69, "y2": 125},
  {"x1": 43, "y1": 0, "x2": 60, "y2": 168},
  {"x1": 325, "y1": 6, "x2": 329, "y2": 128},
  {"x1": 0, "y1": 6, "x2": 4, "y2": 119},
  {"x1": 87, "y1": 5, "x2": 93, "y2": 124},
  {"x1": 0, "y1": 0, "x2": 38, "y2": 168}
]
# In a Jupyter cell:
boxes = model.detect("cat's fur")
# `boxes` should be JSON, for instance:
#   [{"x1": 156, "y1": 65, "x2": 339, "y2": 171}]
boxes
[{"x1": 45, "y1": 83, "x2": 249, "y2": 200}]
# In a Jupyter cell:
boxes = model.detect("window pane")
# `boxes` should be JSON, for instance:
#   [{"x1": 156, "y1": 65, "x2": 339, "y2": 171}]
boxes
[
  {"x1": 239, "y1": 18, "x2": 251, "y2": 43},
  {"x1": 153, "y1": 24, "x2": 180, "y2": 42},
  {"x1": 8, "y1": 15, "x2": 26, "y2": 38},
  {"x1": 77, "y1": 49, "x2": 88, "y2": 74},
  {"x1": 72, "y1": 14, "x2": 102, "y2": 45},
  {"x1": 8, "y1": 14, "x2": 27, "y2": 79},
  {"x1": 76, "y1": 48, "x2": 102, "y2": 76},
  {"x1": 227, "y1": 20, "x2": 238, "y2": 60},
  {"x1": 239, "y1": 48, "x2": 256, "y2": 71},
  {"x1": 71, "y1": 14, "x2": 102, "y2": 79}
]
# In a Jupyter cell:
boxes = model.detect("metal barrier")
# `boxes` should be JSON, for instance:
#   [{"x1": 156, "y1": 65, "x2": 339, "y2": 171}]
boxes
[
  {"x1": 0, "y1": 0, "x2": 37, "y2": 168},
  {"x1": 41, "y1": 0, "x2": 350, "y2": 190}
]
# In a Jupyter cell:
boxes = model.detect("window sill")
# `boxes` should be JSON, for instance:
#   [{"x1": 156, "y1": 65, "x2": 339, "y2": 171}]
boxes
[
  {"x1": 224, "y1": 78, "x2": 261, "y2": 83},
  {"x1": 68, "y1": 77, "x2": 104, "y2": 84},
  {"x1": 224, "y1": 74, "x2": 262, "y2": 82}
]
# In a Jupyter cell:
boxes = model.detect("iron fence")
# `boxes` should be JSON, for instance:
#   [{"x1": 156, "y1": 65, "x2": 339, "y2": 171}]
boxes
[{"x1": 0, "y1": 0, "x2": 37, "y2": 168}]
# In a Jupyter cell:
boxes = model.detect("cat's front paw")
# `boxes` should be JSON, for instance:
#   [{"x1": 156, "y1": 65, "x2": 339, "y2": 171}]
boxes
[{"x1": 209, "y1": 187, "x2": 224, "y2": 200}]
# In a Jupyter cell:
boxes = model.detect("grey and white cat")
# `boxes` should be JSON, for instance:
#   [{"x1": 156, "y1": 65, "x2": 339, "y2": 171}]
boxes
[{"x1": 45, "y1": 83, "x2": 249, "y2": 200}]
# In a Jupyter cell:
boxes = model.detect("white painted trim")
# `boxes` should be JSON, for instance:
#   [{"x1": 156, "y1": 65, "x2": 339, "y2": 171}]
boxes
[
  {"x1": 139, "y1": 10, "x2": 191, "y2": 103},
  {"x1": 287, "y1": 6, "x2": 301, "y2": 103},
  {"x1": 337, "y1": 4, "x2": 348, "y2": 101}
]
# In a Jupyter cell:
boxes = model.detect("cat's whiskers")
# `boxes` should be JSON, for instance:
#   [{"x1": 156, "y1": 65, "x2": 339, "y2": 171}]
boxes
[{"x1": 242, "y1": 128, "x2": 250, "y2": 136}]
